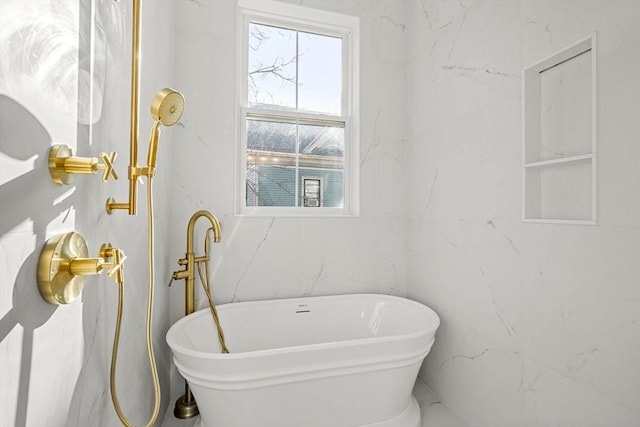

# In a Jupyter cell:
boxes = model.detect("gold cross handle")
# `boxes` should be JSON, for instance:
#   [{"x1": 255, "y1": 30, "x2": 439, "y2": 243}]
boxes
[
  {"x1": 98, "y1": 151, "x2": 119, "y2": 182},
  {"x1": 48, "y1": 144, "x2": 119, "y2": 185}
]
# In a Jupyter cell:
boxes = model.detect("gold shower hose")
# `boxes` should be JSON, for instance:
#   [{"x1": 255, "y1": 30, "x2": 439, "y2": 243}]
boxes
[
  {"x1": 197, "y1": 228, "x2": 229, "y2": 354},
  {"x1": 110, "y1": 175, "x2": 161, "y2": 427}
]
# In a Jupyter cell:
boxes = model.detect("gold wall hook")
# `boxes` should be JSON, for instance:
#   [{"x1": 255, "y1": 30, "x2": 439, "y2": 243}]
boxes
[
  {"x1": 37, "y1": 232, "x2": 126, "y2": 305},
  {"x1": 48, "y1": 144, "x2": 118, "y2": 185}
]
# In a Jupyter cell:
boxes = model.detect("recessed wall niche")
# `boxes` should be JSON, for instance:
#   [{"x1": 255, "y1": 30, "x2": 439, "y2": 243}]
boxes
[{"x1": 522, "y1": 34, "x2": 597, "y2": 224}]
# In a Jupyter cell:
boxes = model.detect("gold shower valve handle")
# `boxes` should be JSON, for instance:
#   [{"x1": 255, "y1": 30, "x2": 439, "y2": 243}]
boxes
[
  {"x1": 37, "y1": 232, "x2": 126, "y2": 305},
  {"x1": 48, "y1": 144, "x2": 118, "y2": 185},
  {"x1": 100, "y1": 243, "x2": 127, "y2": 285},
  {"x1": 68, "y1": 257, "x2": 106, "y2": 276},
  {"x1": 98, "y1": 151, "x2": 119, "y2": 182}
]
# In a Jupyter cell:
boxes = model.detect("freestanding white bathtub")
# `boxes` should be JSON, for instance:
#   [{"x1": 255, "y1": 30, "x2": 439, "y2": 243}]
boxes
[{"x1": 166, "y1": 293, "x2": 440, "y2": 427}]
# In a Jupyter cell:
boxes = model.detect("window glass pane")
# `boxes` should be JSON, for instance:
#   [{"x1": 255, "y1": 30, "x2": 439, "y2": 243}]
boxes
[
  {"x1": 246, "y1": 119, "x2": 297, "y2": 206},
  {"x1": 240, "y1": 4, "x2": 357, "y2": 214},
  {"x1": 298, "y1": 122, "x2": 344, "y2": 208},
  {"x1": 298, "y1": 31, "x2": 342, "y2": 115},
  {"x1": 248, "y1": 23, "x2": 297, "y2": 109},
  {"x1": 298, "y1": 168, "x2": 344, "y2": 208},
  {"x1": 247, "y1": 118, "x2": 296, "y2": 153},
  {"x1": 299, "y1": 122, "x2": 344, "y2": 157},
  {"x1": 246, "y1": 159, "x2": 296, "y2": 207},
  {"x1": 246, "y1": 120, "x2": 345, "y2": 208}
]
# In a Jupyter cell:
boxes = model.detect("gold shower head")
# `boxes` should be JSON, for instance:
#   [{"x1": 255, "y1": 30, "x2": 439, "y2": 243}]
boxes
[
  {"x1": 146, "y1": 88, "x2": 185, "y2": 171},
  {"x1": 150, "y1": 88, "x2": 185, "y2": 126}
]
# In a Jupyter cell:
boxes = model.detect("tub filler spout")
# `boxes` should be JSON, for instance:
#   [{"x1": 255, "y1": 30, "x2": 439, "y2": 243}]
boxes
[
  {"x1": 171, "y1": 209, "x2": 222, "y2": 419},
  {"x1": 172, "y1": 210, "x2": 221, "y2": 315}
]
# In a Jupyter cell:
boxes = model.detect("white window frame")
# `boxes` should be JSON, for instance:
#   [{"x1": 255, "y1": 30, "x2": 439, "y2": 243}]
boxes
[{"x1": 236, "y1": 0, "x2": 360, "y2": 217}]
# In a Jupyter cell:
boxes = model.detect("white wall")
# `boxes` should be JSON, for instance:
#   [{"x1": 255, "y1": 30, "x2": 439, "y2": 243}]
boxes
[
  {"x1": 4, "y1": 0, "x2": 639, "y2": 426},
  {"x1": 1, "y1": 1, "x2": 177, "y2": 426},
  {"x1": 1, "y1": 0, "x2": 409, "y2": 424},
  {"x1": 169, "y1": 0, "x2": 408, "y2": 304},
  {"x1": 406, "y1": 1, "x2": 640, "y2": 426}
]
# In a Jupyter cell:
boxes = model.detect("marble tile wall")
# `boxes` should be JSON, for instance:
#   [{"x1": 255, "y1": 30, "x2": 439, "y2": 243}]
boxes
[
  {"x1": 1, "y1": 1, "x2": 178, "y2": 426},
  {"x1": 168, "y1": 0, "x2": 408, "y2": 301},
  {"x1": 167, "y1": 0, "x2": 409, "y2": 403},
  {"x1": 1, "y1": 0, "x2": 409, "y2": 424},
  {"x1": 3, "y1": 0, "x2": 639, "y2": 426},
  {"x1": 406, "y1": 0, "x2": 640, "y2": 426}
]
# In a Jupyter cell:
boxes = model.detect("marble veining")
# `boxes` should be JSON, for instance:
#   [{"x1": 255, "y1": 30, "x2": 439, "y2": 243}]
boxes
[
  {"x1": 231, "y1": 218, "x2": 276, "y2": 302},
  {"x1": 3, "y1": 0, "x2": 640, "y2": 426},
  {"x1": 407, "y1": 0, "x2": 640, "y2": 426}
]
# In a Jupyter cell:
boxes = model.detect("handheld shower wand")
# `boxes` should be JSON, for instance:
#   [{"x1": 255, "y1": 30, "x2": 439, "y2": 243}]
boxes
[
  {"x1": 108, "y1": 88, "x2": 185, "y2": 427},
  {"x1": 147, "y1": 88, "x2": 185, "y2": 172},
  {"x1": 106, "y1": 88, "x2": 185, "y2": 214}
]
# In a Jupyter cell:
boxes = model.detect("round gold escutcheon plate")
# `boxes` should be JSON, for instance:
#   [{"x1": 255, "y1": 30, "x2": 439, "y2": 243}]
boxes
[
  {"x1": 48, "y1": 144, "x2": 76, "y2": 185},
  {"x1": 37, "y1": 232, "x2": 88, "y2": 305}
]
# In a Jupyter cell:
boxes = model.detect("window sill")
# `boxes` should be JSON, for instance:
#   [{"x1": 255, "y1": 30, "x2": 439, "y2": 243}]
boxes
[{"x1": 235, "y1": 207, "x2": 360, "y2": 218}]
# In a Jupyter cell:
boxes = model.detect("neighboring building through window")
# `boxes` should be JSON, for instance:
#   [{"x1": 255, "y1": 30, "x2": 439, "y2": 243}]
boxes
[
  {"x1": 237, "y1": 0, "x2": 360, "y2": 216},
  {"x1": 302, "y1": 177, "x2": 322, "y2": 207}
]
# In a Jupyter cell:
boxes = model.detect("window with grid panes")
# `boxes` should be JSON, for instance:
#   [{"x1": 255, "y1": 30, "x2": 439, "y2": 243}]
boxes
[{"x1": 237, "y1": 0, "x2": 359, "y2": 216}]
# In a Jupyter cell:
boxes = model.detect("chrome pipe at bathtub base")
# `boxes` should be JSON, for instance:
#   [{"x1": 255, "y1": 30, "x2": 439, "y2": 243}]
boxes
[{"x1": 171, "y1": 210, "x2": 222, "y2": 419}]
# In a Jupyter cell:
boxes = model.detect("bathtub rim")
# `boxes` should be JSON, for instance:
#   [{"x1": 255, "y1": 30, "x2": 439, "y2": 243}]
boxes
[
  {"x1": 166, "y1": 293, "x2": 440, "y2": 361},
  {"x1": 174, "y1": 339, "x2": 433, "y2": 390}
]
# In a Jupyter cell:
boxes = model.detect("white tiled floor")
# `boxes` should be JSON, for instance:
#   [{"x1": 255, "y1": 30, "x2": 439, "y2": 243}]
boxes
[
  {"x1": 413, "y1": 379, "x2": 468, "y2": 427},
  {"x1": 162, "y1": 378, "x2": 466, "y2": 427}
]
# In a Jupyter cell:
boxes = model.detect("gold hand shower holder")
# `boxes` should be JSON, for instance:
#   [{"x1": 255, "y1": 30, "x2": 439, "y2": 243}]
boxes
[
  {"x1": 105, "y1": 27, "x2": 185, "y2": 216},
  {"x1": 106, "y1": 85, "x2": 185, "y2": 214}
]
